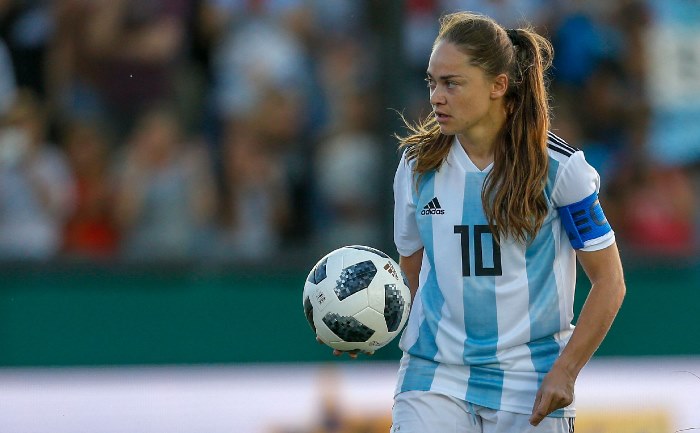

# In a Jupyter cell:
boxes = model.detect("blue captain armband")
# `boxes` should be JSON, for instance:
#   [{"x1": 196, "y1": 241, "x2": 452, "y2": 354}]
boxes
[{"x1": 558, "y1": 191, "x2": 612, "y2": 250}]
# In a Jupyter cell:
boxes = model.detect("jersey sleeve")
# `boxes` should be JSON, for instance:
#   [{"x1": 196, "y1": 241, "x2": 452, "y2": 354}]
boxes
[
  {"x1": 393, "y1": 152, "x2": 423, "y2": 257},
  {"x1": 551, "y1": 151, "x2": 615, "y2": 251}
]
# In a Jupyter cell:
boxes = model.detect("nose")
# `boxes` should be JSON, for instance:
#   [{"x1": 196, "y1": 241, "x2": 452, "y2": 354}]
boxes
[{"x1": 429, "y1": 86, "x2": 446, "y2": 107}]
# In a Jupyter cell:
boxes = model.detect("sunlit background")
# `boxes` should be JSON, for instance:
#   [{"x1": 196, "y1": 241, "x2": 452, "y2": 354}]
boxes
[{"x1": 1, "y1": 1, "x2": 699, "y2": 432}]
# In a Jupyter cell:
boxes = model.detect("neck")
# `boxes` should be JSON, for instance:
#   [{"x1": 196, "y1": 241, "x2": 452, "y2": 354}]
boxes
[
  {"x1": 457, "y1": 129, "x2": 497, "y2": 159},
  {"x1": 457, "y1": 126, "x2": 500, "y2": 170},
  {"x1": 456, "y1": 113, "x2": 506, "y2": 170}
]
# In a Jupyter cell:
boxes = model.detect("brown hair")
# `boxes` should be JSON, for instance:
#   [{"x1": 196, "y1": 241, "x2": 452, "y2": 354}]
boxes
[{"x1": 397, "y1": 12, "x2": 553, "y2": 243}]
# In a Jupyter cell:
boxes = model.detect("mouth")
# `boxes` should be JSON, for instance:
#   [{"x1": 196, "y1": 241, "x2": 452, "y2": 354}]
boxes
[{"x1": 434, "y1": 111, "x2": 451, "y2": 123}]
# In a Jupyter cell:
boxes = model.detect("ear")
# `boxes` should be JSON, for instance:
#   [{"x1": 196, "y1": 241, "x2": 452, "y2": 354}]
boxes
[{"x1": 490, "y1": 73, "x2": 508, "y2": 99}]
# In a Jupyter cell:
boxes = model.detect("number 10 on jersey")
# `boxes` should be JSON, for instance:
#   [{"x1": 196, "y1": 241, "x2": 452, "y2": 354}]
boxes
[{"x1": 454, "y1": 225, "x2": 502, "y2": 277}]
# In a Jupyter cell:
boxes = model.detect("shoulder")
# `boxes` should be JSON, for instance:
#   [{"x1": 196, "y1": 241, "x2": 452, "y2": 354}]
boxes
[
  {"x1": 546, "y1": 131, "x2": 580, "y2": 163},
  {"x1": 545, "y1": 131, "x2": 591, "y2": 181},
  {"x1": 396, "y1": 147, "x2": 424, "y2": 180},
  {"x1": 545, "y1": 132, "x2": 601, "y2": 207},
  {"x1": 394, "y1": 149, "x2": 416, "y2": 189}
]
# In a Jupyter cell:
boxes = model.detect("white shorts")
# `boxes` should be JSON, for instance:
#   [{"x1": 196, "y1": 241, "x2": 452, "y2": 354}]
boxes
[{"x1": 392, "y1": 391, "x2": 574, "y2": 433}]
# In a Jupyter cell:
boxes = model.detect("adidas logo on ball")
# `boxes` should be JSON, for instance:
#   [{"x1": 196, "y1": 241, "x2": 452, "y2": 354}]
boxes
[{"x1": 384, "y1": 262, "x2": 400, "y2": 281}]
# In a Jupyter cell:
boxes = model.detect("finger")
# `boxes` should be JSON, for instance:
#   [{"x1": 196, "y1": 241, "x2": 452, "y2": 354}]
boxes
[
  {"x1": 530, "y1": 390, "x2": 542, "y2": 416},
  {"x1": 333, "y1": 349, "x2": 342, "y2": 356},
  {"x1": 529, "y1": 393, "x2": 549, "y2": 426},
  {"x1": 529, "y1": 408, "x2": 546, "y2": 426},
  {"x1": 316, "y1": 337, "x2": 324, "y2": 344}
]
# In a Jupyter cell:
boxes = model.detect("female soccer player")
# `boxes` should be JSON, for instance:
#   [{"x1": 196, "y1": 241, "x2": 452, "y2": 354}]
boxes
[{"x1": 391, "y1": 11, "x2": 626, "y2": 433}]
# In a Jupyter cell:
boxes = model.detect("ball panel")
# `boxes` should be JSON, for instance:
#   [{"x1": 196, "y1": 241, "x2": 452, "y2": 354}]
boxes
[
  {"x1": 306, "y1": 256, "x2": 328, "y2": 284},
  {"x1": 352, "y1": 306, "x2": 387, "y2": 334},
  {"x1": 354, "y1": 307, "x2": 395, "y2": 350},
  {"x1": 321, "y1": 312, "x2": 375, "y2": 342},
  {"x1": 366, "y1": 278, "x2": 386, "y2": 312},
  {"x1": 303, "y1": 296, "x2": 316, "y2": 333},
  {"x1": 307, "y1": 284, "x2": 334, "y2": 315},
  {"x1": 384, "y1": 283, "x2": 406, "y2": 332},
  {"x1": 313, "y1": 313, "x2": 337, "y2": 346},
  {"x1": 334, "y1": 260, "x2": 376, "y2": 301}
]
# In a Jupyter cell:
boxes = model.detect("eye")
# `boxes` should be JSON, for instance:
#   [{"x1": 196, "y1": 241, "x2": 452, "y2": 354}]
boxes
[
  {"x1": 446, "y1": 81, "x2": 457, "y2": 89},
  {"x1": 425, "y1": 77, "x2": 436, "y2": 89}
]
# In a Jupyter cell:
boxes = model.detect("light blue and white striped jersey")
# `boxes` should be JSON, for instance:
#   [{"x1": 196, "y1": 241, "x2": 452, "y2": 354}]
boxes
[{"x1": 392, "y1": 132, "x2": 615, "y2": 417}]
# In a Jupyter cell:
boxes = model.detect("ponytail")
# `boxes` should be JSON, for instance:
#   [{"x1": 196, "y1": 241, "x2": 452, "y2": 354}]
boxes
[{"x1": 483, "y1": 26, "x2": 552, "y2": 243}]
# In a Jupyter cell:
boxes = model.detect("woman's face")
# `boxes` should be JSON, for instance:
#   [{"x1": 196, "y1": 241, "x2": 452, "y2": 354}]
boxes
[{"x1": 426, "y1": 40, "x2": 505, "y2": 137}]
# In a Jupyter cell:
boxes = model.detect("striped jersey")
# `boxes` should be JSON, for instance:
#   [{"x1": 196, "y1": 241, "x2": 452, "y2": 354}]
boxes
[{"x1": 392, "y1": 132, "x2": 615, "y2": 417}]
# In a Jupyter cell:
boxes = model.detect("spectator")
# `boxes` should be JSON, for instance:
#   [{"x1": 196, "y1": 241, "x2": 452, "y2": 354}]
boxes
[
  {"x1": 312, "y1": 86, "x2": 383, "y2": 253},
  {"x1": 73, "y1": 0, "x2": 193, "y2": 135},
  {"x1": 550, "y1": 2, "x2": 617, "y2": 89},
  {"x1": 0, "y1": 88, "x2": 75, "y2": 260},
  {"x1": 210, "y1": 3, "x2": 312, "y2": 125},
  {"x1": 62, "y1": 118, "x2": 120, "y2": 259},
  {"x1": 47, "y1": 0, "x2": 109, "y2": 124},
  {"x1": 113, "y1": 105, "x2": 217, "y2": 261},
  {"x1": 215, "y1": 117, "x2": 290, "y2": 261},
  {"x1": 316, "y1": 34, "x2": 376, "y2": 125},
  {"x1": 202, "y1": 0, "x2": 321, "y2": 206},
  {"x1": 606, "y1": 154, "x2": 697, "y2": 259}
]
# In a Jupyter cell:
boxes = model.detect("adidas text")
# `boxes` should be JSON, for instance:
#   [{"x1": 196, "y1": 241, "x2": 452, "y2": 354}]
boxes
[{"x1": 421, "y1": 208, "x2": 445, "y2": 215}]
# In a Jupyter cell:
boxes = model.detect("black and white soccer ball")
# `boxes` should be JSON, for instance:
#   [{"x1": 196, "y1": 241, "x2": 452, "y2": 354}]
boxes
[{"x1": 303, "y1": 245, "x2": 412, "y2": 353}]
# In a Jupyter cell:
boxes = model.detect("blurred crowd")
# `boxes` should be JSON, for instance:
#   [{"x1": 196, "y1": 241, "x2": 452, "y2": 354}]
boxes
[{"x1": 0, "y1": 0, "x2": 697, "y2": 265}]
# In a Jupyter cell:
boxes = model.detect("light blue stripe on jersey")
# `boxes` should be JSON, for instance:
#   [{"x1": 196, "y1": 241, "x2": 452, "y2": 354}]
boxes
[
  {"x1": 525, "y1": 228, "x2": 561, "y2": 366},
  {"x1": 525, "y1": 226, "x2": 564, "y2": 415},
  {"x1": 401, "y1": 172, "x2": 442, "y2": 392},
  {"x1": 462, "y1": 172, "x2": 504, "y2": 408},
  {"x1": 526, "y1": 156, "x2": 565, "y2": 416},
  {"x1": 525, "y1": 158, "x2": 562, "y2": 397}
]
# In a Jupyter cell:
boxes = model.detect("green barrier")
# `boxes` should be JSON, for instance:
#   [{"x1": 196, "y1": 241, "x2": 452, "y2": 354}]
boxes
[{"x1": 0, "y1": 262, "x2": 698, "y2": 366}]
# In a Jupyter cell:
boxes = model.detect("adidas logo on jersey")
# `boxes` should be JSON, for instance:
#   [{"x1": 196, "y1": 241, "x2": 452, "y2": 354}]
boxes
[{"x1": 421, "y1": 197, "x2": 445, "y2": 215}]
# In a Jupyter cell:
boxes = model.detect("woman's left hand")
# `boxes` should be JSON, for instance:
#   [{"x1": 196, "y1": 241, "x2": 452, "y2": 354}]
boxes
[{"x1": 529, "y1": 363, "x2": 575, "y2": 426}]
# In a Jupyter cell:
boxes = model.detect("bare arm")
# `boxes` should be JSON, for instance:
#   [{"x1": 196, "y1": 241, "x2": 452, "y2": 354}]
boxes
[
  {"x1": 399, "y1": 248, "x2": 423, "y2": 302},
  {"x1": 530, "y1": 242, "x2": 626, "y2": 425}
]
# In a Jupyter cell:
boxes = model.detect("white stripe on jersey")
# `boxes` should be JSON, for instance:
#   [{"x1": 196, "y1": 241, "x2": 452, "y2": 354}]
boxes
[{"x1": 432, "y1": 153, "x2": 468, "y2": 363}]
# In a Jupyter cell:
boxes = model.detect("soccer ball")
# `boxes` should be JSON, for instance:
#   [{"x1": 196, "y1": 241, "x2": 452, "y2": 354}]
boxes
[{"x1": 303, "y1": 245, "x2": 412, "y2": 353}]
